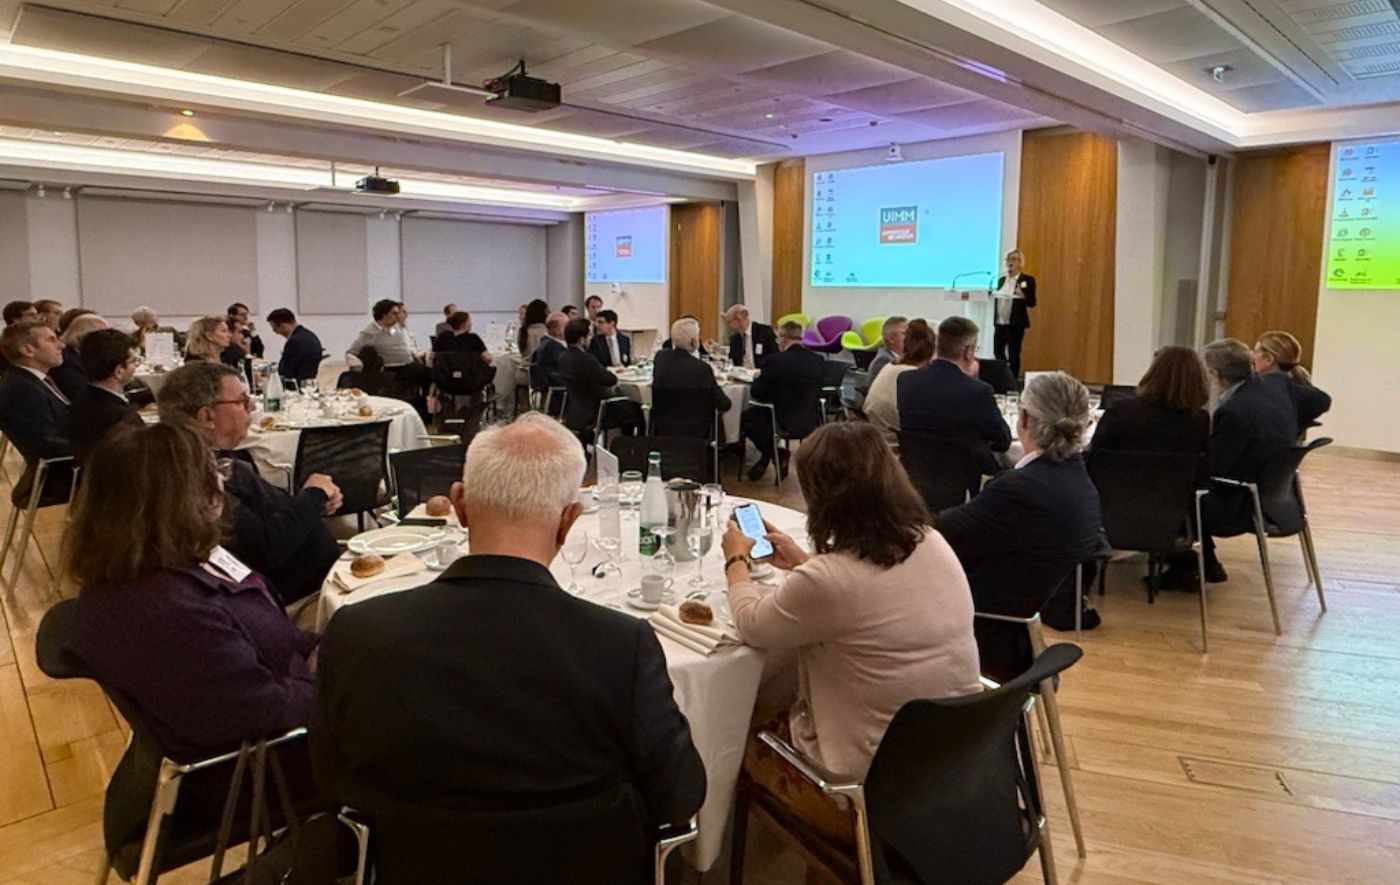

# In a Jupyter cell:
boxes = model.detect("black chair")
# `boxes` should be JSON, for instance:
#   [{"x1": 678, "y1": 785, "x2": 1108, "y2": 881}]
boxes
[
  {"x1": 1211, "y1": 437, "x2": 1332, "y2": 635},
  {"x1": 35, "y1": 599, "x2": 314, "y2": 885},
  {"x1": 821, "y1": 358, "x2": 850, "y2": 422},
  {"x1": 0, "y1": 454, "x2": 75, "y2": 601},
  {"x1": 649, "y1": 385, "x2": 723, "y2": 478},
  {"x1": 731, "y1": 644, "x2": 1083, "y2": 885},
  {"x1": 1099, "y1": 384, "x2": 1136, "y2": 408},
  {"x1": 292, "y1": 422, "x2": 392, "y2": 529},
  {"x1": 389, "y1": 443, "x2": 467, "y2": 519},
  {"x1": 1087, "y1": 449, "x2": 1210, "y2": 648},
  {"x1": 838, "y1": 367, "x2": 868, "y2": 419},
  {"x1": 610, "y1": 435, "x2": 712, "y2": 482},
  {"x1": 978, "y1": 358, "x2": 1017, "y2": 394},
  {"x1": 744, "y1": 382, "x2": 825, "y2": 487},
  {"x1": 590, "y1": 396, "x2": 645, "y2": 451},
  {"x1": 896, "y1": 431, "x2": 985, "y2": 512},
  {"x1": 431, "y1": 350, "x2": 493, "y2": 437}
]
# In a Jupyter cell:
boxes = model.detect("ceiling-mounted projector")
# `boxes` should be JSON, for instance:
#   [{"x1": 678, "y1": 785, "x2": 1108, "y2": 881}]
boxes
[
  {"x1": 484, "y1": 64, "x2": 561, "y2": 112},
  {"x1": 355, "y1": 172, "x2": 399, "y2": 195}
]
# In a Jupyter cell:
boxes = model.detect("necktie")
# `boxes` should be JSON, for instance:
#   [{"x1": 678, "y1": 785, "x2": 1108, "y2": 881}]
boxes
[{"x1": 42, "y1": 375, "x2": 70, "y2": 406}]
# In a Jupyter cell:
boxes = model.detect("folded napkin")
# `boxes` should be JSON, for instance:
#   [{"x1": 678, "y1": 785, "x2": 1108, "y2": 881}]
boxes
[
  {"x1": 331, "y1": 552, "x2": 426, "y2": 592},
  {"x1": 649, "y1": 603, "x2": 740, "y2": 656}
]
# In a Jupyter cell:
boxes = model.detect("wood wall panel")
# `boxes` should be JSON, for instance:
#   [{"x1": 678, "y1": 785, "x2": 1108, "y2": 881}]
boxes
[
  {"x1": 770, "y1": 159, "x2": 804, "y2": 323},
  {"x1": 1224, "y1": 144, "x2": 1328, "y2": 368},
  {"x1": 1017, "y1": 130, "x2": 1118, "y2": 383},
  {"x1": 669, "y1": 202, "x2": 721, "y2": 341}
]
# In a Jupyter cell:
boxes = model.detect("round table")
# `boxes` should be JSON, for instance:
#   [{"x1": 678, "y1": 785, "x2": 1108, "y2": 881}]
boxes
[
  {"x1": 236, "y1": 395, "x2": 428, "y2": 482},
  {"x1": 316, "y1": 494, "x2": 808, "y2": 872},
  {"x1": 615, "y1": 369, "x2": 751, "y2": 443},
  {"x1": 134, "y1": 370, "x2": 171, "y2": 396},
  {"x1": 999, "y1": 403, "x2": 1101, "y2": 465}
]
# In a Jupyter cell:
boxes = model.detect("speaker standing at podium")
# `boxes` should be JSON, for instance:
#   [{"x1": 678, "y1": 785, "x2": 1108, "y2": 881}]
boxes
[{"x1": 993, "y1": 249, "x2": 1036, "y2": 378}]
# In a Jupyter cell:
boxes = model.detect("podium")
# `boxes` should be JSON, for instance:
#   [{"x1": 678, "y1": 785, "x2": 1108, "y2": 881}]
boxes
[{"x1": 944, "y1": 290, "x2": 995, "y2": 357}]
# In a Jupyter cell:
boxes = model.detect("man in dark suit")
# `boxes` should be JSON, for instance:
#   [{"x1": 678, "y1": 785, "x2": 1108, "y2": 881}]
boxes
[
  {"x1": 158, "y1": 361, "x2": 343, "y2": 606},
  {"x1": 898, "y1": 316, "x2": 1011, "y2": 474},
  {"x1": 742, "y1": 321, "x2": 824, "y2": 480},
  {"x1": 227, "y1": 302, "x2": 265, "y2": 359},
  {"x1": 652, "y1": 317, "x2": 731, "y2": 438},
  {"x1": 993, "y1": 249, "x2": 1036, "y2": 378},
  {"x1": 70, "y1": 329, "x2": 144, "y2": 462},
  {"x1": 1168, "y1": 339, "x2": 1299, "y2": 586},
  {"x1": 311, "y1": 415, "x2": 705, "y2": 882},
  {"x1": 433, "y1": 310, "x2": 489, "y2": 356},
  {"x1": 725, "y1": 304, "x2": 778, "y2": 369},
  {"x1": 530, "y1": 312, "x2": 568, "y2": 394},
  {"x1": 558, "y1": 319, "x2": 623, "y2": 433},
  {"x1": 266, "y1": 308, "x2": 324, "y2": 384},
  {"x1": 0, "y1": 320, "x2": 73, "y2": 505},
  {"x1": 588, "y1": 309, "x2": 632, "y2": 368}
]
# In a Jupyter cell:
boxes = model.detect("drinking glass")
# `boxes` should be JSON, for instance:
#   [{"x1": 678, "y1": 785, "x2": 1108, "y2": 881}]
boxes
[
  {"x1": 593, "y1": 535, "x2": 622, "y2": 577},
  {"x1": 299, "y1": 378, "x2": 319, "y2": 399},
  {"x1": 651, "y1": 525, "x2": 677, "y2": 574},
  {"x1": 1088, "y1": 394, "x2": 1102, "y2": 413},
  {"x1": 687, "y1": 516, "x2": 714, "y2": 587},
  {"x1": 561, "y1": 530, "x2": 589, "y2": 596},
  {"x1": 620, "y1": 471, "x2": 644, "y2": 519}
]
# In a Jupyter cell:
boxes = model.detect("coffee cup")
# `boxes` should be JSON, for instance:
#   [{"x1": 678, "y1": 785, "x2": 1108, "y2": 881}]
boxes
[{"x1": 640, "y1": 574, "x2": 673, "y2": 604}]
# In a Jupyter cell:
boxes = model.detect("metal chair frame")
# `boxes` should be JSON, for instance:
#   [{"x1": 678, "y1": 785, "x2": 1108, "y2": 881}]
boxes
[
  {"x1": 743, "y1": 398, "x2": 826, "y2": 487},
  {"x1": 0, "y1": 455, "x2": 74, "y2": 603},
  {"x1": 644, "y1": 401, "x2": 723, "y2": 483}
]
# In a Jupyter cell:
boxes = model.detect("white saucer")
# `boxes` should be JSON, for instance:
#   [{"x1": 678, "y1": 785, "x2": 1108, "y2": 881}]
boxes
[{"x1": 626, "y1": 587, "x2": 672, "y2": 610}]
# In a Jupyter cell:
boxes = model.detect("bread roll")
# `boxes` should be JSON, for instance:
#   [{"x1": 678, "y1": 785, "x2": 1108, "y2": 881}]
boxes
[
  {"x1": 425, "y1": 495, "x2": 452, "y2": 517},
  {"x1": 349, "y1": 387, "x2": 365, "y2": 397},
  {"x1": 350, "y1": 553, "x2": 385, "y2": 578},
  {"x1": 357, "y1": 404, "x2": 374, "y2": 417},
  {"x1": 259, "y1": 415, "x2": 278, "y2": 429},
  {"x1": 678, "y1": 600, "x2": 713, "y2": 626}
]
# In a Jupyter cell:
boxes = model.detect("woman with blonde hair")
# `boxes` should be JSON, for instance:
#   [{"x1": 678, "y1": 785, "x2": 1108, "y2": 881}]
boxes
[
  {"x1": 1252, "y1": 330, "x2": 1331, "y2": 433},
  {"x1": 185, "y1": 315, "x2": 242, "y2": 367}
]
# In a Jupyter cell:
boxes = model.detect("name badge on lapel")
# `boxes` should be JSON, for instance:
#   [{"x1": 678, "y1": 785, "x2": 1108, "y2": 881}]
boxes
[{"x1": 207, "y1": 545, "x2": 252, "y2": 583}]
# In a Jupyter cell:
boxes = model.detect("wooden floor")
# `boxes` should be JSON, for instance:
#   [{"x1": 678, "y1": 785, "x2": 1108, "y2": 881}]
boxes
[{"x1": 3, "y1": 446, "x2": 1400, "y2": 883}]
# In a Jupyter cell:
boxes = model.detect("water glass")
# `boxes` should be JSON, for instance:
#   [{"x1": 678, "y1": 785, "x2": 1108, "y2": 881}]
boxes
[
  {"x1": 561, "y1": 530, "x2": 589, "y2": 596},
  {"x1": 620, "y1": 471, "x2": 644, "y2": 518},
  {"x1": 687, "y1": 518, "x2": 715, "y2": 587}
]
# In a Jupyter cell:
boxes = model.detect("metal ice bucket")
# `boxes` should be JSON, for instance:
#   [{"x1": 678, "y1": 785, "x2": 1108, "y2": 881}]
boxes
[{"x1": 665, "y1": 479, "x2": 702, "y2": 561}]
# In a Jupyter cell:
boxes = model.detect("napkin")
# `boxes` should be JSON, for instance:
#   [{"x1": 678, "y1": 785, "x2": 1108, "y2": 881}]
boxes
[
  {"x1": 331, "y1": 552, "x2": 426, "y2": 592},
  {"x1": 649, "y1": 603, "x2": 740, "y2": 656}
]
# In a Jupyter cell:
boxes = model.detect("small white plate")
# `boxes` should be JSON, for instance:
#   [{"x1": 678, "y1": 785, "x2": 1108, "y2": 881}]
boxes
[
  {"x1": 626, "y1": 587, "x2": 672, "y2": 610},
  {"x1": 348, "y1": 525, "x2": 445, "y2": 555},
  {"x1": 749, "y1": 562, "x2": 775, "y2": 579}
]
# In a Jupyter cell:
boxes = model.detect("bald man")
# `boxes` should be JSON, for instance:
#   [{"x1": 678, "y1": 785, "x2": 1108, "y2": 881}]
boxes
[{"x1": 725, "y1": 304, "x2": 778, "y2": 369}]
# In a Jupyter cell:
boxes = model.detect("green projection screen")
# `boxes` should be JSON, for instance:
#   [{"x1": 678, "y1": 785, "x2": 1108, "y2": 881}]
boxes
[{"x1": 1327, "y1": 139, "x2": 1400, "y2": 290}]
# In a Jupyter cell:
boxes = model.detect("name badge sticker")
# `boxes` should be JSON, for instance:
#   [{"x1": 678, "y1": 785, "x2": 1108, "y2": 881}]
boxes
[{"x1": 207, "y1": 545, "x2": 252, "y2": 583}]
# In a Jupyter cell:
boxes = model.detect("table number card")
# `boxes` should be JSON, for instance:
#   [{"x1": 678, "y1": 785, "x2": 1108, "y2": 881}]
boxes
[{"x1": 145, "y1": 331, "x2": 175, "y2": 367}]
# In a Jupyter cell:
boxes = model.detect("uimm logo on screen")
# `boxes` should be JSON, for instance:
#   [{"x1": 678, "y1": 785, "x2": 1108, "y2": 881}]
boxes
[
  {"x1": 615, "y1": 236, "x2": 633, "y2": 258},
  {"x1": 879, "y1": 206, "x2": 917, "y2": 244}
]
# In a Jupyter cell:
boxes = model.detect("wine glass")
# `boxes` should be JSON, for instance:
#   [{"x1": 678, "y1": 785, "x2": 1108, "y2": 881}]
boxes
[
  {"x1": 299, "y1": 378, "x2": 319, "y2": 399},
  {"x1": 593, "y1": 535, "x2": 622, "y2": 577},
  {"x1": 651, "y1": 524, "x2": 677, "y2": 574},
  {"x1": 561, "y1": 530, "x2": 589, "y2": 596},
  {"x1": 686, "y1": 515, "x2": 715, "y2": 588},
  {"x1": 620, "y1": 471, "x2": 644, "y2": 519}
]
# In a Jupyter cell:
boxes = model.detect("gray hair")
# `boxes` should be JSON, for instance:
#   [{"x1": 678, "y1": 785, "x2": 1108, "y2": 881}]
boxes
[
  {"x1": 1203, "y1": 338, "x2": 1253, "y2": 386},
  {"x1": 61, "y1": 314, "x2": 107, "y2": 347},
  {"x1": 670, "y1": 317, "x2": 701, "y2": 352},
  {"x1": 157, "y1": 361, "x2": 239, "y2": 422},
  {"x1": 1020, "y1": 372, "x2": 1091, "y2": 460},
  {"x1": 462, "y1": 413, "x2": 586, "y2": 520},
  {"x1": 131, "y1": 306, "x2": 157, "y2": 326},
  {"x1": 881, "y1": 315, "x2": 908, "y2": 344},
  {"x1": 724, "y1": 304, "x2": 750, "y2": 322}
]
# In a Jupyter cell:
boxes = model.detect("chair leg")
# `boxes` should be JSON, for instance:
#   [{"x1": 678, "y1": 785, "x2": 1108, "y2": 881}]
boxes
[
  {"x1": 1034, "y1": 699, "x2": 1053, "y2": 759},
  {"x1": 1024, "y1": 711, "x2": 1060, "y2": 885},
  {"x1": 93, "y1": 863, "x2": 112, "y2": 885},
  {"x1": 1074, "y1": 564, "x2": 1083, "y2": 640},
  {"x1": 729, "y1": 786, "x2": 751, "y2": 885},
  {"x1": 337, "y1": 812, "x2": 372, "y2": 885},
  {"x1": 0, "y1": 504, "x2": 20, "y2": 582},
  {"x1": 1040, "y1": 682, "x2": 1087, "y2": 858},
  {"x1": 1249, "y1": 496, "x2": 1282, "y2": 635},
  {"x1": 1097, "y1": 557, "x2": 1107, "y2": 597},
  {"x1": 6, "y1": 494, "x2": 43, "y2": 592},
  {"x1": 1302, "y1": 520, "x2": 1326, "y2": 613},
  {"x1": 1194, "y1": 542, "x2": 1209, "y2": 654}
]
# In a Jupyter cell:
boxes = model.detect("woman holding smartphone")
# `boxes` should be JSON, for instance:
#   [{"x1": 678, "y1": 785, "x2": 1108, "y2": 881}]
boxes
[{"x1": 720, "y1": 422, "x2": 981, "y2": 845}]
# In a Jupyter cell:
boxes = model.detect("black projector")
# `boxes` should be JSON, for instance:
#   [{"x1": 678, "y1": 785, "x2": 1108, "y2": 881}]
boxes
[
  {"x1": 485, "y1": 72, "x2": 561, "y2": 112},
  {"x1": 355, "y1": 175, "x2": 400, "y2": 195}
]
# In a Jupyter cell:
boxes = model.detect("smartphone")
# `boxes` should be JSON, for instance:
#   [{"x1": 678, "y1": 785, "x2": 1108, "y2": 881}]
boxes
[
  {"x1": 399, "y1": 517, "x2": 447, "y2": 527},
  {"x1": 732, "y1": 503, "x2": 774, "y2": 560}
]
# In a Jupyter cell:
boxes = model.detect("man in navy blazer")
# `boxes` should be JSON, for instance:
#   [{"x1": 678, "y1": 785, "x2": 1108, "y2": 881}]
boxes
[
  {"x1": 897, "y1": 316, "x2": 1010, "y2": 474},
  {"x1": 0, "y1": 321, "x2": 73, "y2": 505},
  {"x1": 530, "y1": 313, "x2": 568, "y2": 393},
  {"x1": 588, "y1": 309, "x2": 632, "y2": 368},
  {"x1": 267, "y1": 309, "x2": 324, "y2": 384}
]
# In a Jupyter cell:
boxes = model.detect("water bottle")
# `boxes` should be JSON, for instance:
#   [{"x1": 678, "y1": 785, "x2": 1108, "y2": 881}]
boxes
[
  {"x1": 264, "y1": 361, "x2": 283, "y2": 413},
  {"x1": 639, "y1": 452, "x2": 666, "y2": 557}
]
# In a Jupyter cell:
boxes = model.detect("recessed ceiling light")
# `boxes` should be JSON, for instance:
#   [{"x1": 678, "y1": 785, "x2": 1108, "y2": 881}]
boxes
[{"x1": 180, "y1": 108, "x2": 195, "y2": 117}]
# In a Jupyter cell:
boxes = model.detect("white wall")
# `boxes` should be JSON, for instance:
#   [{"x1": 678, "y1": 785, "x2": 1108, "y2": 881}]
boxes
[
  {"x1": 1, "y1": 192, "x2": 562, "y2": 362},
  {"x1": 1115, "y1": 139, "x2": 1171, "y2": 384},
  {"x1": 737, "y1": 167, "x2": 775, "y2": 324}
]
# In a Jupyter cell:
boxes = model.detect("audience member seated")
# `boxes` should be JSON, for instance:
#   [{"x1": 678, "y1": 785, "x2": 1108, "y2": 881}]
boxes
[
  {"x1": 863, "y1": 318, "x2": 934, "y2": 449},
  {"x1": 561, "y1": 304, "x2": 581, "y2": 321},
  {"x1": 227, "y1": 302, "x2": 264, "y2": 359},
  {"x1": 434, "y1": 302, "x2": 458, "y2": 340},
  {"x1": 0, "y1": 321, "x2": 73, "y2": 502},
  {"x1": 347, "y1": 300, "x2": 425, "y2": 375},
  {"x1": 311, "y1": 415, "x2": 706, "y2": 875},
  {"x1": 1252, "y1": 330, "x2": 1331, "y2": 435},
  {"x1": 2, "y1": 301, "x2": 37, "y2": 374},
  {"x1": 742, "y1": 321, "x2": 824, "y2": 481},
  {"x1": 56, "y1": 307, "x2": 92, "y2": 337},
  {"x1": 64, "y1": 419, "x2": 313, "y2": 761},
  {"x1": 660, "y1": 314, "x2": 710, "y2": 356},
  {"x1": 1091, "y1": 345, "x2": 1211, "y2": 486},
  {"x1": 652, "y1": 317, "x2": 731, "y2": 435},
  {"x1": 33, "y1": 299, "x2": 63, "y2": 331},
  {"x1": 529, "y1": 311, "x2": 568, "y2": 393},
  {"x1": 558, "y1": 319, "x2": 642, "y2": 436},
  {"x1": 130, "y1": 305, "x2": 181, "y2": 354},
  {"x1": 585, "y1": 293, "x2": 603, "y2": 328},
  {"x1": 726, "y1": 304, "x2": 778, "y2": 369},
  {"x1": 433, "y1": 310, "x2": 490, "y2": 357},
  {"x1": 937, "y1": 372, "x2": 1104, "y2": 623},
  {"x1": 518, "y1": 298, "x2": 550, "y2": 361},
  {"x1": 50, "y1": 313, "x2": 108, "y2": 402},
  {"x1": 71, "y1": 329, "x2": 143, "y2": 462},
  {"x1": 1162, "y1": 339, "x2": 1299, "y2": 587},
  {"x1": 721, "y1": 422, "x2": 980, "y2": 845},
  {"x1": 897, "y1": 316, "x2": 1011, "y2": 474},
  {"x1": 865, "y1": 315, "x2": 908, "y2": 381},
  {"x1": 266, "y1": 308, "x2": 324, "y2": 384},
  {"x1": 185, "y1": 315, "x2": 243, "y2": 368},
  {"x1": 159, "y1": 362, "x2": 342, "y2": 606},
  {"x1": 588, "y1": 309, "x2": 632, "y2": 368}
]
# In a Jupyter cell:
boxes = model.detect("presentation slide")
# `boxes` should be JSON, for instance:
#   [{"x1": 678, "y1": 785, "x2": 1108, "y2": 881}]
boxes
[
  {"x1": 1326, "y1": 139, "x2": 1400, "y2": 290},
  {"x1": 585, "y1": 205, "x2": 666, "y2": 283},
  {"x1": 810, "y1": 151, "x2": 1004, "y2": 288}
]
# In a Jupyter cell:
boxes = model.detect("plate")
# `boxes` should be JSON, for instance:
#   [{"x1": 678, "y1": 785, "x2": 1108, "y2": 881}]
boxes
[
  {"x1": 347, "y1": 525, "x2": 445, "y2": 555},
  {"x1": 626, "y1": 587, "x2": 672, "y2": 610}
]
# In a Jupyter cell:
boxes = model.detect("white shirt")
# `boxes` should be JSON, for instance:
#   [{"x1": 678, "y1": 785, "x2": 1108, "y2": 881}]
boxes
[
  {"x1": 995, "y1": 273, "x2": 1021, "y2": 325},
  {"x1": 1014, "y1": 449, "x2": 1043, "y2": 470},
  {"x1": 741, "y1": 330, "x2": 754, "y2": 368},
  {"x1": 607, "y1": 334, "x2": 621, "y2": 367}
]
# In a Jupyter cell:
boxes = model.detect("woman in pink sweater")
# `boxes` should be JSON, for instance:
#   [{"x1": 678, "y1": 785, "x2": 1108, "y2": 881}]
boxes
[{"x1": 721, "y1": 421, "x2": 982, "y2": 845}]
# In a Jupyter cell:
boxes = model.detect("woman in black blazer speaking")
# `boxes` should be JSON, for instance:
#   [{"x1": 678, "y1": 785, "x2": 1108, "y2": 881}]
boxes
[{"x1": 993, "y1": 249, "x2": 1036, "y2": 378}]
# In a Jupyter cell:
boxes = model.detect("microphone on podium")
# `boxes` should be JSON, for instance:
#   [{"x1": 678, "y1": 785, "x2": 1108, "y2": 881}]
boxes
[{"x1": 950, "y1": 270, "x2": 993, "y2": 290}]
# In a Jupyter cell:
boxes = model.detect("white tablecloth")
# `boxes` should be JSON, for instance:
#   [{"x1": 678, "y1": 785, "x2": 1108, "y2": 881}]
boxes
[
  {"x1": 616, "y1": 374, "x2": 750, "y2": 443},
  {"x1": 316, "y1": 495, "x2": 809, "y2": 871},
  {"x1": 236, "y1": 395, "x2": 428, "y2": 482},
  {"x1": 134, "y1": 371, "x2": 170, "y2": 396},
  {"x1": 999, "y1": 405, "x2": 1100, "y2": 465}
]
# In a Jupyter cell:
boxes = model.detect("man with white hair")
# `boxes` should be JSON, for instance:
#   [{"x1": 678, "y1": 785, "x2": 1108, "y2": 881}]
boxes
[
  {"x1": 311, "y1": 414, "x2": 707, "y2": 880},
  {"x1": 653, "y1": 316, "x2": 732, "y2": 421},
  {"x1": 725, "y1": 303, "x2": 777, "y2": 369}
]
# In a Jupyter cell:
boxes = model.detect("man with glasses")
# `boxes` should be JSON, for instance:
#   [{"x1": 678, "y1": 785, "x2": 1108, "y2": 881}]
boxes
[
  {"x1": 159, "y1": 361, "x2": 342, "y2": 606},
  {"x1": 70, "y1": 329, "x2": 145, "y2": 462}
]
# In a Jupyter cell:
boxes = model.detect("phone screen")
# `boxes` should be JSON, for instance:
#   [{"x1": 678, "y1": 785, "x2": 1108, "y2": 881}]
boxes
[{"x1": 733, "y1": 503, "x2": 774, "y2": 560}]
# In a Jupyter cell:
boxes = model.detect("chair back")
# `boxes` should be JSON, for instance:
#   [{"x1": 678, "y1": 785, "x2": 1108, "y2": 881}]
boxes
[
  {"x1": 839, "y1": 367, "x2": 868, "y2": 414},
  {"x1": 650, "y1": 386, "x2": 718, "y2": 440},
  {"x1": 1086, "y1": 449, "x2": 1200, "y2": 554},
  {"x1": 896, "y1": 431, "x2": 985, "y2": 512},
  {"x1": 772, "y1": 380, "x2": 825, "y2": 439},
  {"x1": 776, "y1": 312, "x2": 811, "y2": 330},
  {"x1": 609, "y1": 435, "x2": 711, "y2": 482},
  {"x1": 390, "y1": 444, "x2": 467, "y2": 517},
  {"x1": 1100, "y1": 384, "x2": 1136, "y2": 408},
  {"x1": 858, "y1": 317, "x2": 886, "y2": 347},
  {"x1": 1258, "y1": 437, "x2": 1331, "y2": 536},
  {"x1": 802, "y1": 316, "x2": 853, "y2": 353},
  {"x1": 294, "y1": 422, "x2": 392, "y2": 517},
  {"x1": 35, "y1": 598, "x2": 89, "y2": 680},
  {"x1": 864, "y1": 644, "x2": 1083, "y2": 885},
  {"x1": 350, "y1": 370, "x2": 419, "y2": 405},
  {"x1": 978, "y1": 358, "x2": 1016, "y2": 394},
  {"x1": 432, "y1": 350, "x2": 492, "y2": 396}
]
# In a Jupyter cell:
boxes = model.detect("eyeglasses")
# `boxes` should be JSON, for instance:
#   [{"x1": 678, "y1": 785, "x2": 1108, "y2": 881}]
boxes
[{"x1": 212, "y1": 394, "x2": 255, "y2": 411}]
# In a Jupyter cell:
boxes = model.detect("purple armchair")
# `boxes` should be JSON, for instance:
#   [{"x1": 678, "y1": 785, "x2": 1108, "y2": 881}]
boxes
[{"x1": 802, "y1": 315, "x2": 853, "y2": 354}]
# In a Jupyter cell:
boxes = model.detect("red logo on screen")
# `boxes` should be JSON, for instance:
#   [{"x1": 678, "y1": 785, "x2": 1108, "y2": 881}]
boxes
[
  {"x1": 615, "y1": 236, "x2": 632, "y2": 258},
  {"x1": 878, "y1": 206, "x2": 917, "y2": 244}
]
